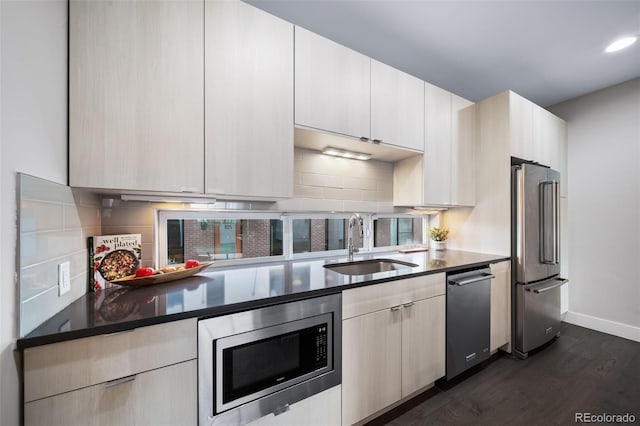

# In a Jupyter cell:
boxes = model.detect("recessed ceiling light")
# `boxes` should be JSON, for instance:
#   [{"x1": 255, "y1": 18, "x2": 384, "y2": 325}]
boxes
[{"x1": 605, "y1": 36, "x2": 637, "y2": 53}]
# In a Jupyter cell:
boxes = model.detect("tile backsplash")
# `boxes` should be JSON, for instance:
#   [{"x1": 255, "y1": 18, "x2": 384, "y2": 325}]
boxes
[
  {"x1": 18, "y1": 174, "x2": 101, "y2": 337},
  {"x1": 275, "y1": 148, "x2": 395, "y2": 213},
  {"x1": 18, "y1": 149, "x2": 398, "y2": 335}
]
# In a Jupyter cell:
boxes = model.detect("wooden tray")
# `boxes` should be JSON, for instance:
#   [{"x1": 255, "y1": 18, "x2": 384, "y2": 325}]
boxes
[{"x1": 109, "y1": 262, "x2": 213, "y2": 287}]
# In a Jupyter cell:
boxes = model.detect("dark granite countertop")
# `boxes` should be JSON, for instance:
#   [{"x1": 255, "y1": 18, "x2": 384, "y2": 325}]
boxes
[{"x1": 17, "y1": 250, "x2": 509, "y2": 349}]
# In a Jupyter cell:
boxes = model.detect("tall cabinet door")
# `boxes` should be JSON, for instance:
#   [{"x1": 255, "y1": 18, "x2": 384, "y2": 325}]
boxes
[
  {"x1": 69, "y1": 0, "x2": 204, "y2": 193},
  {"x1": 205, "y1": 0, "x2": 293, "y2": 198},
  {"x1": 371, "y1": 60, "x2": 424, "y2": 151},
  {"x1": 424, "y1": 82, "x2": 452, "y2": 205},
  {"x1": 451, "y1": 95, "x2": 476, "y2": 206},
  {"x1": 295, "y1": 26, "x2": 370, "y2": 140}
]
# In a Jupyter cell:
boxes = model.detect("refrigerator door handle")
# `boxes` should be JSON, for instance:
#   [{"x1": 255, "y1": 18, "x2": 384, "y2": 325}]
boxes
[
  {"x1": 553, "y1": 181, "x2": 560, "y2": 265},
  {"x1": 525, "y1": 277, "x2": 569, "y2": 294},
  {"x1": 539, "y1": 181, "x2": 558, "y2": 265}
]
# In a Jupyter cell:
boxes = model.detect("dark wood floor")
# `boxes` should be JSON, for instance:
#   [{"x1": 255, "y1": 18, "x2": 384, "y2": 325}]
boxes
[{"x1": 369, "y1": 322, "x2": 640, "y2": 426}]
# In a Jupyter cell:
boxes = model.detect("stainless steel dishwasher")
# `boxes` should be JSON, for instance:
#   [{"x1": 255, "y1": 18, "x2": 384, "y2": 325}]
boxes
[{"x1": 446, "y1": 267, "x2": 494, "y2": 380}]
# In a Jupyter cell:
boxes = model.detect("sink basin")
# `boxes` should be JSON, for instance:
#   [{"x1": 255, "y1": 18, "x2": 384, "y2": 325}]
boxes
[{"x1": 323, "y1": 259, "x2": 418, "y2": 276}]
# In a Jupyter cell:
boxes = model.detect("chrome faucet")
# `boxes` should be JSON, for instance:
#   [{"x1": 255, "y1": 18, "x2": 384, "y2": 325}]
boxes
[{"x1": 347, "y1": 213, "x2": 364, "y2": 262}]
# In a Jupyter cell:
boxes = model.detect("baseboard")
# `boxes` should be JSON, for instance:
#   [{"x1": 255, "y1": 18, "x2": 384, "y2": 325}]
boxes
[{"x1": 563, "y1": 311, "x2": 640, "y2": 342}]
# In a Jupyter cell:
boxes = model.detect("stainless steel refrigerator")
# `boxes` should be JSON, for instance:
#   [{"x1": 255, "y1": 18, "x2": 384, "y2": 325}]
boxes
[{"x1": 511, "y1": 163, "x2": 568, "y2": 359}]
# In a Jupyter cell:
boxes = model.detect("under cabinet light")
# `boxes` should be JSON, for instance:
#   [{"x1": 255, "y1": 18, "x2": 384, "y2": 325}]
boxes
[
  {"x1": 120, "y1": 194, "x2": 217, "y2": 204},
  {"x1": 605, "y1": 36, "x2": 637, "y2": 53},
  {"x1": 322, "y1": 147, "x2": 372, "y2": 161}
]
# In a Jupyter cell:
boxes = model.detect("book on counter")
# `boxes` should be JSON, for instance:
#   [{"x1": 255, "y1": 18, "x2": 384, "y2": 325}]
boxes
[{"x1": 88, "y1": 234, "x2": 142, "y2": 292}]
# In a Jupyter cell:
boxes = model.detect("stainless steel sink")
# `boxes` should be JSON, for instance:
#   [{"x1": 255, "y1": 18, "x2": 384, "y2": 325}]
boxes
[{"x1": 323, "y1": 258, "x2": 418, "y2": 276}]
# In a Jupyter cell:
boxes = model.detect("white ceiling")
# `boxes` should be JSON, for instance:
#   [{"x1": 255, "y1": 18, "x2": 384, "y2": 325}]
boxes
[{"x1": 245, "y1": 0, "x2": 640, "y2": 107}]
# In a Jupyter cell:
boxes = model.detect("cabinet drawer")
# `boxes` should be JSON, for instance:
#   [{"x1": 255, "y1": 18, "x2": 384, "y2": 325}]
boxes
[
  {"x1": 24, "y1": 359, "x2": 197, "y2": 426},
  {"x1": 343, "y1": 273, "x2": 445, "y2": 319},
  {"x1": 24, "y1": 318, "x2": 197, "y2": 402}
]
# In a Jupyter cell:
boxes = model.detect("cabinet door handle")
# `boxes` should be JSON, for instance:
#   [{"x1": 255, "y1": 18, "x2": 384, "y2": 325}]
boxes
[
  {"x1": 360, "y1": 136, "x2": 370, "y2": 142},
  {"x1": 403, "y1": 302, "x2": 414, "y2": 308},
  {"x1": 390, "y1": 305, "x2": 402, "y2": 312},
  {"x1": 372, "y1": 139, "x2": 382, "y2": 144},
  {"x1": 105, "y1": 374, "x2": 136, "y2": 388}
]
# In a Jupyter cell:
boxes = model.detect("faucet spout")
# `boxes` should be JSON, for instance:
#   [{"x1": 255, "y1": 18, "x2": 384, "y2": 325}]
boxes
[{"x1": 347, "y1": 213, "x2": 364, "y2": 262}]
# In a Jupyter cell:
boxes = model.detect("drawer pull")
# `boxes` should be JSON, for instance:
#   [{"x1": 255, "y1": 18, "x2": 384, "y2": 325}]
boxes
[{"x1": 105, "y1": 374, "x2": 136, "y2": 388}]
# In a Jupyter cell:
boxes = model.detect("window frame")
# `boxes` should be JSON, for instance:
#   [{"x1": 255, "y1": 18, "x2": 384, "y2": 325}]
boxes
[
  {"x1": 156, "y1": 209, "x2": 427, "y2": 267},
  {"x1": 370, "y1": 213, "x2": 427, "y2": 253},
  {"x1": 156, "y1": 209, "x2": 287, "y2": 268}
]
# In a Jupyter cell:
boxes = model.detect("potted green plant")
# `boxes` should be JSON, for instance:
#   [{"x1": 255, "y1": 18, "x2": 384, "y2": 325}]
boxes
[{"x1": 429, "y1": 227, "x2": 449, "y2": 251}]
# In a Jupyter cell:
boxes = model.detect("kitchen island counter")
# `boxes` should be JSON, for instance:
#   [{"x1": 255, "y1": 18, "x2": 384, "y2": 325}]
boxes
[{"x1": 17, "y1": 249, "x2": 509, "y2": 349}]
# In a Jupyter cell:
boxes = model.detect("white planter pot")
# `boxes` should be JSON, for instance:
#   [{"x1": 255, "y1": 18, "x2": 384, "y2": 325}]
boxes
[{"x1": 430, "y1": 240, "x2": 446, "y2": 251}]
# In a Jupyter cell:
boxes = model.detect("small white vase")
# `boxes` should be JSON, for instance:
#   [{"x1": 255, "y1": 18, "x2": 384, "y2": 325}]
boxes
[{"x1": 430, "y1": 240, "x2": 446, "y2": 251}]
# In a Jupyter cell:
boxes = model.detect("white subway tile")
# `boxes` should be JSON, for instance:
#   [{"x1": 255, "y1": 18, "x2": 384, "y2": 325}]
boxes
[
  {"x1": 323, "y1": 188, "x2": 362, "y2": 201},
  {"x1": 20, "y1": 200, "x2": 63, "y2": 233},
  {"x1": 302, "y1": 173, "x2": 343, "y2": 189},
  {"x1": 294, "y1": 185, "x2": 324, "y2": 199}
]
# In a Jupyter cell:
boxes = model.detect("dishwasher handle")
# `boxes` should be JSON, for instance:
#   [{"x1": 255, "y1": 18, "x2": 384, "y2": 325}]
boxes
[{"x1": 448, "y1": 273, "x2": 495, "y2": 286}]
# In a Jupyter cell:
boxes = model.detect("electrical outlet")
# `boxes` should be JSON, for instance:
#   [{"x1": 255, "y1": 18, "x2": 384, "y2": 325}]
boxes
[{"x1": 58, "y1": 261, "x2": 71, "y2": 296}]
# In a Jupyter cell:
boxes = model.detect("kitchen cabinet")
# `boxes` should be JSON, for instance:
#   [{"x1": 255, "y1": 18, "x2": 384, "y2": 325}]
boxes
[
  {"x1": 393, "y1": 86, "x2": 476, "y2": 207},
  {"x1": 509, "y1": 92, "x2": 534, "y2": 162},
  {"x1": 69, "y1": 0, "x2": 204, "y2": 193},
  {"x1": 24, "y1": 360, "x2": 197, "y2": 426},
  {"x1": 342, "y1": 274, "x2": 445, "y2": 425},
  {"x1": 451, "y1": 95, "x2": 477, "y2": 206},
  {"x1": 424, "y1": 83, "x2": 453, "y2": 205},
  {"x1": 295, "y1": 26, "x2": 371, "y2": 140},
  {"x1": 371, "y1": 59, "x2": 425, "y2": 151},
  {"x1": 205, "y1": 0, "x2": 293, "y2": 198},
  {"x1": 23, "y1": 319, "x2": 197, "y2": 425},
  {"x1": 508, "y1": 91, "x2": 567, "y2": 174},
  {"x1": 247, "y1": 385, "x2": 341, "y2": 426},
  {"x1": 295, "y1": 28, "x2": 424, "y2": 154},
  {"x1": 490, "y1": 260, "x2": 511, "y2": 352}
]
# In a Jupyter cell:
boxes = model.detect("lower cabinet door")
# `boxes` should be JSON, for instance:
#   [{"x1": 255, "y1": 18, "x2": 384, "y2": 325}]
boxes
[
  {"x1": 342, "y1": 308, "x2": 402, "y2": 425},
  {"x1": 24, "y1": 360, "x2": 197, "y2": 426},
  {"x1": 401, "y1": 295, "x2": 446, "y2": 397},
  {"x1": 246, "y1": 385, "x2": 341, "y2": 426}
]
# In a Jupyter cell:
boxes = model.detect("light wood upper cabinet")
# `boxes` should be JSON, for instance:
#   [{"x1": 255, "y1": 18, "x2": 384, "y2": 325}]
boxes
[
  {"x1": 509, "y1": 91, "x2": 534, "y2": 162},
  {"x1": 69, "y1": 0, "x2": 204, "y2": 193},
  {"x1": 295, "y1": 26, "x2": 371, "y2": 140},
  {"x1": 490, "y1": 260, "x2": 511, "y2": 352},
  {"x1": 205, "y1": 0, "x2": 293, "y2": 198},
  {"x1": 394, "y1": 85, "x2": 476, "y2": 207},
  {"x1": 424, "y1": 82, "x2": 453, "y2": 205},
  {"x1": 371, "y1": 60, "x2": 425, "y2": 151},
  {"x1": 451, "y1": 95, "x2": 476, "y2": 206}
]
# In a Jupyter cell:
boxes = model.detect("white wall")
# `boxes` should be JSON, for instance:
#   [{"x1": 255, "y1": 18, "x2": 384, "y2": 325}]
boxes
[
  {"x1": 550, "y1": 78, "x2": 640, "y2": 342},
  {"x1": 0, "y1": 1, "x2": 68, "y2": 423}
]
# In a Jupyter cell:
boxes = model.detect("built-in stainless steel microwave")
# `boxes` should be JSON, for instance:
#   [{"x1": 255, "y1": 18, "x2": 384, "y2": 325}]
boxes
[{"x1": 198, "y1": 293, "x2": 342, "y2": 425}]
